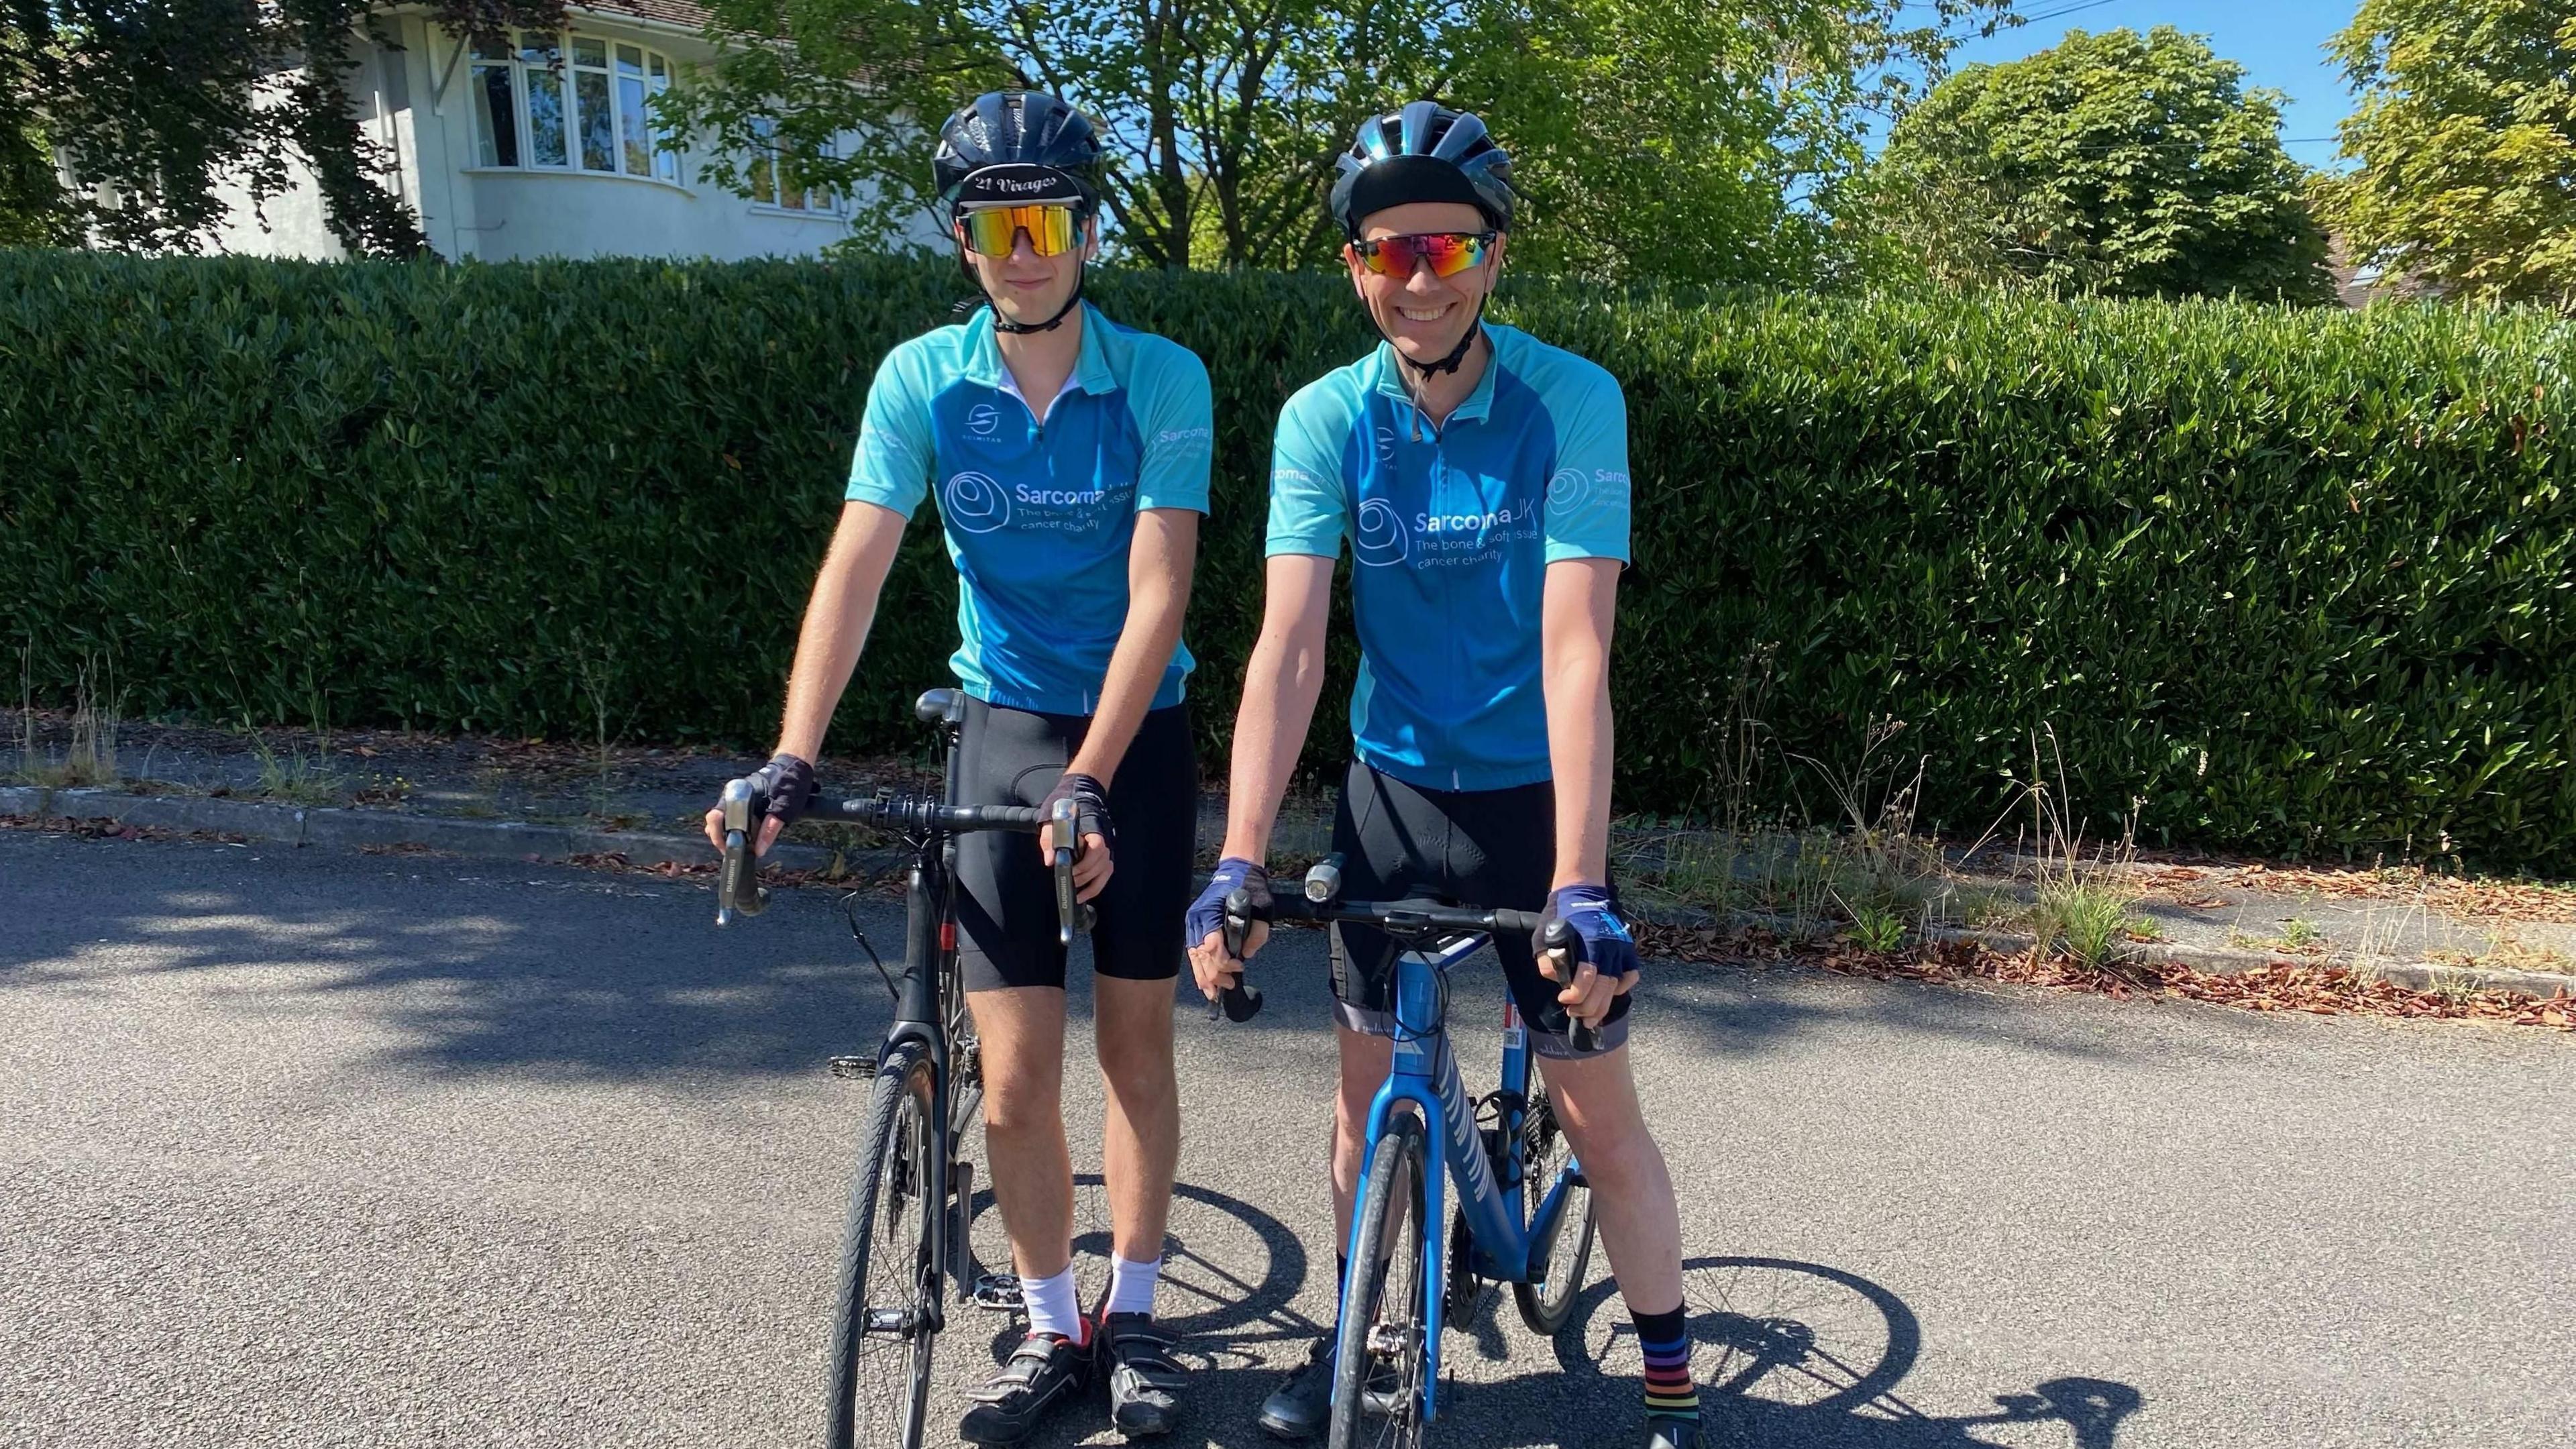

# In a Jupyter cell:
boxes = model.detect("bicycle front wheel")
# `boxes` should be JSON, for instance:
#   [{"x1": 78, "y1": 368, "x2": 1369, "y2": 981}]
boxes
[
  {"x1": 1513, "y1": 1085, "x2": 1597, "y2": 1336},
  {"x1": 824, "y1": 1042, "x2": 938, "y2": 1449},
  {"x1": 1331, "y1": 1114, "x2": 1429, "y2": 1449}
]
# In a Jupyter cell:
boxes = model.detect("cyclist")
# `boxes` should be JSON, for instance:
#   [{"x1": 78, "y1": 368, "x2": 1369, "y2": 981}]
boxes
[
  {"x1": 704, "y1": 91, "x2": 1208, "y2": 1444},
  {"x1": 1184, "y1": 103, "x2": 1699, "y2": 1449}
]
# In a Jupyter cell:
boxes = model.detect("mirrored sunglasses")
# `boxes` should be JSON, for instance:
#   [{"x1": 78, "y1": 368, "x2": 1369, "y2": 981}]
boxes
[
  {"x1": 956, "y1": 204, "x2": 1083, "y2": 258},
  {"x1": 1351, "y1": 231, "x2": 1497, "y2": 278}
]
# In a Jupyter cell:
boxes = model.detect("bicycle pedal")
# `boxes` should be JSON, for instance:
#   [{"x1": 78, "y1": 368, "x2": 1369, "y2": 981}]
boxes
[
  {"x1": 828, "y1": 1054, "x2": 877, "y2": 1079},
  {"x1": 970, "y1": 1272, "x2": 1024, "y2": 1312}
]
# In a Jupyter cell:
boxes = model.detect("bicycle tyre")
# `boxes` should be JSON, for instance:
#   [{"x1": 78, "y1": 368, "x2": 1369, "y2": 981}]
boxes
[
  {"x1": 824, "y1": 1042, "x2": 938, "y2": 1449},
  {"x1": 1513, "y1": 1087, "x2": 1597, "y2": 1337},
  {"x1": 1330, "y1": 1114, "x2": 1429, "y2": 1449}
]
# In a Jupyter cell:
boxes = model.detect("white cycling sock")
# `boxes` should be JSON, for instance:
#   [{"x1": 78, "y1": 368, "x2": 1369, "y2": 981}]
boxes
[
  {"x1": 1106, "y1": 1252, "x2": 1162, "y2": 1318},
  {"x1": 1020, "y1": 1263, "x2": 1083, "y2": 1343}
]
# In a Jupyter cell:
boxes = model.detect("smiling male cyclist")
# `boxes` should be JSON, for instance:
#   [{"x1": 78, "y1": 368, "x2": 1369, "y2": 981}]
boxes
[
  {"x1": 1183, "y1": 103, "x2": 1699, "y2": 1448},
  {"x1": 702, "y1": 91, "x2": 1208, "y2": 1444}
]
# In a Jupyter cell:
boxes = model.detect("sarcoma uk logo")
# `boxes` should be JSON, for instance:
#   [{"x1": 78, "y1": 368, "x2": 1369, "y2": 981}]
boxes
[
  {"x1": 1353, "y1": 498, "x2": 1409, "y2": 567},
  {"x1": 942, "y1": 471, "x2": 1011, "y2": 533},
  {"x1": 1546, "y1": 467, "x2": 1589, "y2": 511}
]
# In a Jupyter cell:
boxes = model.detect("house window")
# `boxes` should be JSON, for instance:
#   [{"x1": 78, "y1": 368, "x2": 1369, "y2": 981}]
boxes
[
  {"x1": 470, "y1": 32, "x2": 676, "y2": 180},
  {"x1": 747, "y1": 117, "x2": 845, "y2": 215}
]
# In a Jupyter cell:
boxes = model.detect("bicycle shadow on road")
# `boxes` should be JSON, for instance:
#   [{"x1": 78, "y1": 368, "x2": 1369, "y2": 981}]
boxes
[{"x1": 1408, "y1": 1255, "x2": 2139, "y2": 1449}]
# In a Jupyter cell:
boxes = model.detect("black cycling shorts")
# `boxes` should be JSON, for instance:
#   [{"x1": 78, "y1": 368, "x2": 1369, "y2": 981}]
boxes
[
  {"x1": 1325, "y1": 759, "x2": 1629, "y2": 1059},
  {"x1": 953, "y1": 696, "x2": 1196, "y2": 992}
]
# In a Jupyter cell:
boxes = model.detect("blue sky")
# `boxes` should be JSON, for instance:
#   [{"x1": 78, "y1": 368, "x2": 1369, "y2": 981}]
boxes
[{"x1": 1940, "y1": 0, "x2": 2364, "y2": 169}]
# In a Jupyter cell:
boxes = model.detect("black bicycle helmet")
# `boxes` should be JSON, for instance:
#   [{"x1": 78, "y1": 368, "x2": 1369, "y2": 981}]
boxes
[
  {"x1": 932, "y1": 91, "x2": 1105, "y2": 221},
  {"x1": 1329, "y1": 101, "x2": 1515, "y2": 237}
]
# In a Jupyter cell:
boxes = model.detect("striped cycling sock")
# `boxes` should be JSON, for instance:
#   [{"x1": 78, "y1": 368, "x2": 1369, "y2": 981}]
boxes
[{"x1": 1633, "y1": 1305, "x2": 1699, "y2": 1420}]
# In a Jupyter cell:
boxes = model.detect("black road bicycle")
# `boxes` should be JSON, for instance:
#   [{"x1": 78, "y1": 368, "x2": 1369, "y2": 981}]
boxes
[{"x1": 714, "y1": 686, "x2": 1089, "y2": 1449}]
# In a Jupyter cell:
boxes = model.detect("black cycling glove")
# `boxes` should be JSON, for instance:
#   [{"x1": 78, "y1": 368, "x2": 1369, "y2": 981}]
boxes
[
  {"x1": 750, "y1": 752, "x2": 817, "y2": 837},
  {"x1": 1040, "y1": 770, "x2": 1116, "y2": 853}
]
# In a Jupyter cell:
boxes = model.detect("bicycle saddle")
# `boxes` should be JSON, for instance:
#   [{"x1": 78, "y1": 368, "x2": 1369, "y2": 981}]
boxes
[{"x1": 914, "y1": 688, "x2": 965, "y2": 724}]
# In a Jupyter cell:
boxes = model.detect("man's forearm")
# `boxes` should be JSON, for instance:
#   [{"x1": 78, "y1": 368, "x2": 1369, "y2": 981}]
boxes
[
  {"x1": 1069, "y1": 510, "x2": 1197, "y2": 784},
  {"x1": 1543, "y1": 559, "x2": 1620, "y2": 891},
  {"x1": 1197, "y1": 554, "x2": 1333, "y2": 865},
  {"x1": 1219, "y1": 620, "x2": 1328, "y2": 865},
  {"x1": 775, "y1": 503, "x2": 907, "y2": 762},
  {"x1": 1545, "y1": 664, "x2": 1613, "y2": 891}
]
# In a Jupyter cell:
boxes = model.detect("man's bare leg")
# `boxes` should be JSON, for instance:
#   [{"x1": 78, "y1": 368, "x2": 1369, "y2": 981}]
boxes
[
  {"x1": 1093, "y1": 975, "x2": 1180, "y2": 1266},
  {"x1": 966, "y1": 985, "x2": 1073, "y2": 1283}
]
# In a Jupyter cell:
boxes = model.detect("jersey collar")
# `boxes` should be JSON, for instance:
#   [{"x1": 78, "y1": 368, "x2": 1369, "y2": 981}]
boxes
[
  {"x1": 963, "y1": 301, "x2": 1119, "y2": 398},
  {"x1": 1369, "y1": 325, "x2": 1505, "y2": 426}
]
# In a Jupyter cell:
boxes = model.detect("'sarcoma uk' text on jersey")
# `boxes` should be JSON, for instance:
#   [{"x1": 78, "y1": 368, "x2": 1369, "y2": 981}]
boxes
[
  {"x1": 1267, "y1": 323, "x2": 1632, "y2": 791},
  {"x1": 845, "y1": 302, "x2": 1214, "y2": 716}
]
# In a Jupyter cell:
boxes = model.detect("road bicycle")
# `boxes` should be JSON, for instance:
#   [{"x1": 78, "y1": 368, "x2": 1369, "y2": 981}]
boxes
[
  {"x1": 1222, "y1": 857, "x2": 1603, "y2": 1449},
  {"x1": 714, "y1": 686, "x2": 1088, "y2": 1449}
]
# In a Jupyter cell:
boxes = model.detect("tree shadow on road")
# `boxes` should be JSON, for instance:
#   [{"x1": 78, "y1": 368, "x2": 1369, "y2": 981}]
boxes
[{"x1": 1403, "y1": 1254, "x2": 2142, "y2": 1449}]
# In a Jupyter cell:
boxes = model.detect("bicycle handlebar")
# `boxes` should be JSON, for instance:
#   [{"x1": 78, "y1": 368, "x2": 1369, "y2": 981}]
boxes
[
  {"x1": 1218, "y1": 857, "x2": 1601, "y2": 1050},
  {"x1": 712, "y1": 777, "x2": 1092, "y2": 943}
]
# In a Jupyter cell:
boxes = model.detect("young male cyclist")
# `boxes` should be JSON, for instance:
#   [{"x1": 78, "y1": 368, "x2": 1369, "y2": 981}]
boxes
[
  {"x1": 704, "y1": 91, "x2": 1208, "y2": 1444},
  {"x1": 1184, "y1": 103, "x2": 1699, "y2": 1449}
]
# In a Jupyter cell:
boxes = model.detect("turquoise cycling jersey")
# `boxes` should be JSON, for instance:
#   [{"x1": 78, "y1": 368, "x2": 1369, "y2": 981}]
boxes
[
  {"x1": 847, "y1": 303, "x2": 1214, "y2": 715},
  {"x1": 1268, "y1": 323, "x2": 1631, "y2": 791}
]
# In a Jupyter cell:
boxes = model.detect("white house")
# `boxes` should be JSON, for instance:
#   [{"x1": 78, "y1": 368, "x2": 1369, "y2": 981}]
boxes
[{"x1": 213, "y1": 0, "x2": 941, "y2": 262}]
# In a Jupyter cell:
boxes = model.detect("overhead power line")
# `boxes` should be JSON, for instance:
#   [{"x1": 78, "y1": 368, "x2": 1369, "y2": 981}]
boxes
[{"x1": 2018, "y1": 0, "x2": 2126, "y2": 22}]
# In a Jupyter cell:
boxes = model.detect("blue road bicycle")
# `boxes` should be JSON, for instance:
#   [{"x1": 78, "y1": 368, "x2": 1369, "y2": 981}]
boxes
[{"x1": 1223, "y1": 857, "x2": 1603, "y2": 1449}]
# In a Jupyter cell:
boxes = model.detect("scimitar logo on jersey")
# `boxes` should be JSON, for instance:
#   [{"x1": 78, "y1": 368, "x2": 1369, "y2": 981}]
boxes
[{"x1": 969, "y1": 402, "x2": 1002, "y2": 437}]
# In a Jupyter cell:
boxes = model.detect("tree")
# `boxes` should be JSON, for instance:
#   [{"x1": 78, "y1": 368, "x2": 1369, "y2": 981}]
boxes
[
  {"x1": 1869, "y1": 25, "x2": 2334, "y2": 303},
  {"x1": 669, "y1": 0, "x2": 2008, "y2": 282},
  {"x1": 2316, "y1": 0, "x2": 2576, "y2": 311},
  {"x1": 2, "y1": 27, "x2": 78, "y2": 244},
  {"x1": 2, "y1": 0, "x2": 560, "y2": 254},
  {"x1": 1444, "y1": 0, "x2": 2010, "y2": 286}
]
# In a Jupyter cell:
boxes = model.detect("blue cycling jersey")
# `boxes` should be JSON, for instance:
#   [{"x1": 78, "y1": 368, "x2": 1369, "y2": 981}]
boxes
[
  {"x1": 847, "y1": 303, "x2": 1214, "y2": 716},
  {"x1": 1268, "y1": 323, "x2": 1631, "y2": 791}
]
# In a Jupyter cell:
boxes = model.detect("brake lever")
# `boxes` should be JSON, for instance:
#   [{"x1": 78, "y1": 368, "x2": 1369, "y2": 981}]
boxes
[
  {"x1": 1541, "y1": 917, "x2": 1597, "y2": 1053},
  {"x1": 715, "y1": 777, "x2": 769, "y2": 925},
  {"x1": 1212, "y1": 887, "x2": 1266, "y2": 1023},
  {"x1": 1050, "y1": 797, "x2": 1094, "y2": 947}
]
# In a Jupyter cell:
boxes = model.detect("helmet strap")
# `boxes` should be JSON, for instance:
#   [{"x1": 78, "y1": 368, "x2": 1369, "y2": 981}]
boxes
[
  {"x1": 1401, "y1": 305, "x2": 1484, "y2": 378},
  {"x1": 1380, "y1": 297, "x2": 1487, "y2": 438},
  {"x1": 994, "y1": 261, "x2": 1086, "y2": 334}
]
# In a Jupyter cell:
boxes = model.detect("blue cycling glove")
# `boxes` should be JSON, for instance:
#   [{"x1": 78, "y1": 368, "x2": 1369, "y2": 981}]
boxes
[
  {"x1": 1187, "y1": 857, "x2": 1269, "y2": 955},
  {"x1": 1537, "y1": 883, "x2": 1637, "y2": 979}
]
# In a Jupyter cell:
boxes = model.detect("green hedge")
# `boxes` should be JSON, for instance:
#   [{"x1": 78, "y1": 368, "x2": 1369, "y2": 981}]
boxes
[{"x1": 3, "y1": 250, "x2": 2571, "y2": 869}]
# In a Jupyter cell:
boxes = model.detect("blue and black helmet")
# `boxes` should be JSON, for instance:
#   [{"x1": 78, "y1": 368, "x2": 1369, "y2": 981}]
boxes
[
  {"x1": 1329, "y1": 102, "x2": 1515, "y2": 237},
  {"x1": 933, "y1": 91, "x2": 1105, "y2": 220}
]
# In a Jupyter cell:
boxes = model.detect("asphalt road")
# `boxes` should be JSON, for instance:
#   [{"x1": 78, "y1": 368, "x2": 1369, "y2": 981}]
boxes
[{"x1": 4, "y1": 828, "x2": 2570, "y2": 1449}]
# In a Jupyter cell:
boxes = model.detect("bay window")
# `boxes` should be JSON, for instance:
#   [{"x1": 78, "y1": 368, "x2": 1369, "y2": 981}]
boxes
[{"x1": 471, "y1": 32, "x2": 678, "y2": 182}]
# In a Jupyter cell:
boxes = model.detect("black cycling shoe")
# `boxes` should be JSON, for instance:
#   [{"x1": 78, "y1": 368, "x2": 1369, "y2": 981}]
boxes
[
  {"x1": 1256, "y1": 1338, "x2": 1332, "y2": 1440},
  {"x1": 958, "y1": 1332, "x2": 1089, "y2": 1446},
  {"x1": 1645, "y1": 1415, "x2": 1703, "y2": 1449},
  {"x1": 1098, "y1": 1311, "x2": 1186, "y2": 1437}
]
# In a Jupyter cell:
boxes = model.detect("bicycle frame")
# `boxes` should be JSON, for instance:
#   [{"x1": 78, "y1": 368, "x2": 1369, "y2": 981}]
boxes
[
  {"x1": 881, "y1": 690, "x2": 987, "y2": 1315},
  {"x1": 1349, "y1": 933, "x2": 1589, "y2": 1426}
]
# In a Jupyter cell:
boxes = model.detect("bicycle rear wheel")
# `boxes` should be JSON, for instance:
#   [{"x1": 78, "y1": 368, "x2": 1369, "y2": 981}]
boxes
[
  {"x1": 824, "y1": 1042, "x2": 938, "y2": 1449},
  {"x1": 1330, "y1": 1114, "x2": 1428, "y2": 1449},
  {"x1": 1513, "y1": 1085, "x2": 1597, "y2": 1336}
]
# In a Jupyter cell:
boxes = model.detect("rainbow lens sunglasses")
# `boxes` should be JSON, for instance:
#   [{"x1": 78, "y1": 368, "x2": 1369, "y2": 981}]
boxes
[
  {"x1": 955, "y1": 203, "x2": 1083, "y2": 258},
  {"x1": 1350, "y1": 231, "x2": 1497, "y2": 279}
]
